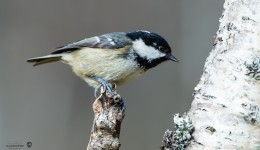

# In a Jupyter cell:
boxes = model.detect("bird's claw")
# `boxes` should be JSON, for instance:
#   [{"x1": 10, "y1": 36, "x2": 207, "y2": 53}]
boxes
[{"x1": 92, "y1": 76, "x2": 114, "y2": 97}]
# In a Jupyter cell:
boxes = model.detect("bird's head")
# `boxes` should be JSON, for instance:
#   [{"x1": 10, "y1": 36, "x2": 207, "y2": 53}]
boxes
[{"x1": 126, "y1": 30, "x2": 178, "y2": 70}]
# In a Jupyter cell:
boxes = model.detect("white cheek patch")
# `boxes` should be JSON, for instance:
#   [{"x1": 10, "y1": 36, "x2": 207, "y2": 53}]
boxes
[{"x1": 132, "y1": 39, "x2": 165, "y2": 61}]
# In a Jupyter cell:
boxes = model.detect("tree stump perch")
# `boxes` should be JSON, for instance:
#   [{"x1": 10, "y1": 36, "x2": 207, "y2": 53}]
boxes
[{"x1": 87, "y1": 87, "x2": 125, "y2": 150}]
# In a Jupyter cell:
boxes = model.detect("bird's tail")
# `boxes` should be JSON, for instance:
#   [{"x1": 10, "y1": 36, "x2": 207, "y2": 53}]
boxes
[{"x1": 27, "y1": 54, "x2": 62, "y2": 66}]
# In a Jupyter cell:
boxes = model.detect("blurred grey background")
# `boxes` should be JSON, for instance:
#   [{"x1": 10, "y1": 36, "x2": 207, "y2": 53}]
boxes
[{"x1": 0, "y1": 0, "x2": 223, "y2": 150}]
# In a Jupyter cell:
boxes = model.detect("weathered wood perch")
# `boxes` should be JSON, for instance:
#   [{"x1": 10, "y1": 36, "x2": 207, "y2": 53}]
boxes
[
  {"x1": 87, "y1": 87, "x2": 125, "y2": 150},
  {"x1": 161, "y1": 0, "x2": 260, "y2": 149}
]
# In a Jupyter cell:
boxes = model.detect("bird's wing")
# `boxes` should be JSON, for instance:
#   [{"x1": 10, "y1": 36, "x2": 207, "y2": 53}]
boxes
[{"x1": 51, "y1": 32, "x2": 133, "y2": 54}]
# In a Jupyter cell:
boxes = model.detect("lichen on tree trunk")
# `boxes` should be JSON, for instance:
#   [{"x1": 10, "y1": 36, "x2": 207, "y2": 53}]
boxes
[{"x1": 162, "y1": 0, "x2": 260, "y2": 149}]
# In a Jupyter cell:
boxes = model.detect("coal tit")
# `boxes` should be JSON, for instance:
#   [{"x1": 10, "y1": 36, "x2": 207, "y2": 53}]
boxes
[{"x1": 27, "y1": 30, "x2": 178, "y2": 96}]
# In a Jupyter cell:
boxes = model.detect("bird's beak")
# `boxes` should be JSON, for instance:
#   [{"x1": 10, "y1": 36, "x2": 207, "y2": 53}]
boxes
[{"x1": 167, "y1": 54, "x2": 179, "y2": 62}]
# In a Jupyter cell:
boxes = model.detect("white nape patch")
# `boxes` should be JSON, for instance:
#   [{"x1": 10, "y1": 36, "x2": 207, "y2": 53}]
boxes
[
  {"x1": 140, "y1": 30, "x2": 151, "y2": 34},
  {"x1": 132, "y1": 39, "x2": 165, "y2": 61},
  {"x1": 94, "y1": 36, "x2": 100, "y2": 42}
]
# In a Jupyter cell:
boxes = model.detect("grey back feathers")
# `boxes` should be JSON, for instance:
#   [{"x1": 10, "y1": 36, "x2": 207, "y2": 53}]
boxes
[
  {"x1": 51, "y1": 32, "x2": 132, "y2": 54},
  {"x1": 27, "y1": 32, "x2": 133, "y2": 66}
]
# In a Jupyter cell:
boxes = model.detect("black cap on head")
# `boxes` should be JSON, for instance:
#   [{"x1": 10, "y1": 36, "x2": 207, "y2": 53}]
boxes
[
  {"x1": 126, "y1": 30, "x2": 172, "y2": 55},
  {"x1": 126, "y1": 30, "x2": 178, "y2": 70}
]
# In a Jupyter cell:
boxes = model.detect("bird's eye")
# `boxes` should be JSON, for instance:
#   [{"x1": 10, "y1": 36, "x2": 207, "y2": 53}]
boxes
[{"x1": 159, "y1": 46, "x2": 163, "y2": 51}]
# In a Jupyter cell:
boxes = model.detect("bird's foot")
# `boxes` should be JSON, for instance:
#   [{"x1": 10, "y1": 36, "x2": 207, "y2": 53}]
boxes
[{"x1": 92, "y1": 76, "x2": 114, "y2": 97}]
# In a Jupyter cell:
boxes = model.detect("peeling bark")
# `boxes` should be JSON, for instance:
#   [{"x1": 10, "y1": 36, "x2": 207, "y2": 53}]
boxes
[
  {"x1": 87, "y1": 87, "x2": 125, "y2": 150},
  {"x1": 162, "y1": 0, "x2": 260, "y2": 149}
]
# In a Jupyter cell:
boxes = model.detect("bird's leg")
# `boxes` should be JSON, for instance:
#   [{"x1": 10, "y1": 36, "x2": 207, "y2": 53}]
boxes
[
  {"x1": 94, "y1": 85, "x2": 101, "y2": 98},
  {"x1": 91, "y1": 76, "x2": 114, "y2": 96}
]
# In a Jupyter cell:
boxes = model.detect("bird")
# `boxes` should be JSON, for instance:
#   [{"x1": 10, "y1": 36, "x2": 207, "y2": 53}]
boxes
[{"x1": 27, "y1": 30, "x2": 178, "y2": 96}]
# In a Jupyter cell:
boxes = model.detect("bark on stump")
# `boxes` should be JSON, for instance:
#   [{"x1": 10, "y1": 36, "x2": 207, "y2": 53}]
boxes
[{"x1": 87, "y1": 87, "x2": 125, "y2": 150}]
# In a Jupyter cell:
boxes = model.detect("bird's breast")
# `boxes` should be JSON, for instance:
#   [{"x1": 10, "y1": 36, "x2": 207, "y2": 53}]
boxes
[{"x1": 62, "y1": 48, "x2": 144, "y2": 87}]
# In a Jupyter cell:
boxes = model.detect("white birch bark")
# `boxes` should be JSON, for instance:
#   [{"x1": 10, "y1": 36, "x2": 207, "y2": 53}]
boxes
[
  {"x1": 186, "y1": 0, "x2": 260, "y2": 149},
  {"x1": 161, "y1": 0, "x2": 260, "y2": 149}
]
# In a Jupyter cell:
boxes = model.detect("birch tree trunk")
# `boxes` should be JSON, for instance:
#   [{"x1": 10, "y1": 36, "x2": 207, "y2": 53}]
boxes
[
  {"x1": 162, "y1": 0, "x2": 260, "y2": 149},
  {"x1": 188, "y1": 0, "x2": 260, "y2": 149}
]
